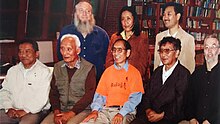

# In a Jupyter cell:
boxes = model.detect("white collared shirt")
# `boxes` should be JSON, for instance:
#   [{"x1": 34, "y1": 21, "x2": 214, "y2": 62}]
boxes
[
  {"x1": 0, "y1": 59, "x2": 52, "y2": 113},
  {"x1": 162, "y1": 61, "x2": 178, "y2": 84}
]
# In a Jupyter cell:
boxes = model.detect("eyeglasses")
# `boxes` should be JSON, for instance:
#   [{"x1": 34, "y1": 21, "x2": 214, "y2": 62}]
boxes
[
  {"x1": 158, "y1": 48, "x2": 176, "y2": 54},
  {"x1": 77, "y1": 8, "x2": 91, "y2": 15},
  {"x1": 204, "y1": 45, "x2": 219, "y2": 50},
  {"x1": 111, "y1": 48, "x2": 126, "y2": 53}
]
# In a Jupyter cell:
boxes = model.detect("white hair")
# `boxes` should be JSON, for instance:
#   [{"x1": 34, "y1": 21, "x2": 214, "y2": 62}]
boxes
[{"x1": 60, "y1": 34, "x2": 81, "y2": 47}]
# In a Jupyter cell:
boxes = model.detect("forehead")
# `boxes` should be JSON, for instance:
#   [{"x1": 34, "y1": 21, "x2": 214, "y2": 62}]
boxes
[
  {"x1": 61, "y1": 37, "x2": 75, "y2": 46},
  {"x1": 19, "y1": 43, "x2": 33, "y2": 49},
  {"x1": 164, "y1": 6, "x2": 175, "y2": 13},
  {"x1": 113, "y1": 40, "x2": 125, "y2": 48},
  {"x1": 122, "y1": 10, "x2": 132, "y2": 16},
  {"x1": 161, "y1": 42, "x2": 174, "y2": 48},
  {"x1": 204, "y1": 38, "x2": 219, "y2": 46},
  {"x1": 76, "y1": 2, "x2": 92, "y2": 10}
]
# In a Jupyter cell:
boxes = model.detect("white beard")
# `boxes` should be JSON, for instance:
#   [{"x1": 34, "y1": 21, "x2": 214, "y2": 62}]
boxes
[{"x1": 74, "y1": 13, "x2": 95, "y2": 34}]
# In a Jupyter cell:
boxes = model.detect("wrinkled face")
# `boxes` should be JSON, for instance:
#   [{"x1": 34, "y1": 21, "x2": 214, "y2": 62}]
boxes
[
  {"x1": 75, "y1": 2, "x2": 92, "y2": 23},
  {"x1": 18, "y1": 43, "x2": 38, "y2": 69},
  {"x1": 112, "y1": 40, "x2": 130, "y2": 67},
  {"x1": 121, "y1": 10, "x2": 134, "y2": 32},
  {"x1": 159, "y1": 42, "x2": 179, "y2": 68},
  {"x1": 204, "y1": 38, "x2": 220, "y2": 63},
  {"x1": 163, "y1": 6, "x2": 180, "y2": 29},
  {"x1": 60, "y1": 37, "x2": 80, "y2": 66}
]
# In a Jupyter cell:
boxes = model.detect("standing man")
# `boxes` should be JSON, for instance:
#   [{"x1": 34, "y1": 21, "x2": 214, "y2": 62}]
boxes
[
  {"x1": 41, "y1": 34, "x2": 96, "y2": 124},
  {"x1": 185, "y1": 34, "x2": 220, "y2": 124},
  {"x1": 154, "y1": 2, "x2": 195, "y2": 73},
  {"x1": 0, "y1": 40, "x2": 52, "y2": 124},
  {"x1": 82, "y1": 39, "x2": 144, "y2": 124},
  {"x1": 57, "y1": 0, "x2": 109, "y2": 82}
]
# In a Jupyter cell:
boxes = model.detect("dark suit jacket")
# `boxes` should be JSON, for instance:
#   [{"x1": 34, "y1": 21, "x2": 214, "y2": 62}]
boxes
[{"x1": 143, "y1": 62, "x2": 190, "y2": 124}]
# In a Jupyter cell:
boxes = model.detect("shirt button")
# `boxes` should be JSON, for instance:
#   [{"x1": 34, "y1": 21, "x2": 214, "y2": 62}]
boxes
[
  {"x1": 205, "y1": 94, "x2": 208, "y2": 97},
  {"x1": 207, "y1": 82, "x2": 210, "y2": 84},
  {"x1": 83, "y1": 55, "x2": 86, "y2": 57},
  {"x1": 84, "y1": 40, "x2": 86, "y2": 42},
  {"x1": 204, "y1": 106, "x2": 206, "y2": 109},
  {"x1": 84, "y1": 47, "x2": 86, "y2": 49}
]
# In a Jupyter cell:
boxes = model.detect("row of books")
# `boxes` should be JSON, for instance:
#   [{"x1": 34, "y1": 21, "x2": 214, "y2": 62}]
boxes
[
  {"x1": 186, "y1": 6, "x2": 212, "y2": 17},
  {"x1": 213, "y1": 19, "x2": 220, "y2": 30},
  {"x1": 216, "y1": 9, "x2": 220, "y2": 18},
  {"x1": 189, "y1": 32, "x2": 206, "y2": 41},
  {"x1": 135, "y1": 5, "x2": 143, "y2": 15},
  {"x1": 186, "y1": 18, "x2": 210, "y2": 29},
  {"x1": 189, "y1": 31, "x2": 220, "y2": 42}
]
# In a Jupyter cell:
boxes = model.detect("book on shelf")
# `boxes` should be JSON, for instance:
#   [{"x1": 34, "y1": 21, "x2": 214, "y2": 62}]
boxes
[
  {"x1": 135, "y1": 6, "x2": 143, "y2": 15},
  {"x1": 213, "y1": 19, "x2": 220, "y2": 30}
]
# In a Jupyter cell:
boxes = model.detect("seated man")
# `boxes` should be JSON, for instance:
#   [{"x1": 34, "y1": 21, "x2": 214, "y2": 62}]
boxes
[
  {"x1": 135, "y1": 37, "x2": 190, "y2": 124},
  {"x1": 41, "y1": 34, "x2": 96, "y2": 124},
  {"x1": 82, "y1": 39, "x2": 144, "y2": 124},
  {"x1": 185, "y1": 34, "x2": 220, "y2": 124},
  {"x1": 0, "y1": 40, "x2": 52, "y2": 124}
]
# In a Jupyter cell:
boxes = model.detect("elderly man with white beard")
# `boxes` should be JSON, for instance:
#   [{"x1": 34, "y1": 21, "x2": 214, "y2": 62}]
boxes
[{"x1": 57, "y1": 0, "x2": 109, "y2": 83}]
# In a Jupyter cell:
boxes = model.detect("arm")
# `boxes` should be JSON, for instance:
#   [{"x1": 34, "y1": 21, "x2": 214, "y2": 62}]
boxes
[
  {"x1": 82, "y1": 93, "x2": 106, "y2": 122},
  {"x1": 0, "y1": 69, "x2": 14, "y2": 110},
  {"x1": 185, "y1": 73, "x2": 197, "y2": 121},
  {"x1": 49, "y1": 74, "x2": 61, "y2": 111},
  {"x1": 71, "y1": 66, "x2": 97, "y2": 114},
  {"x1": 119, "y1": 92, "x2": 142, "y2": 116},
  {"x1": 105, "y1": 34, "x2": 116, "y2": 68}
]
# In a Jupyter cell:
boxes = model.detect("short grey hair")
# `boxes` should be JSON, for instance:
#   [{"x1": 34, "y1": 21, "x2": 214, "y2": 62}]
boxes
[{"x1": 60, "y1": 34, "x2": 81, "y2": 47}]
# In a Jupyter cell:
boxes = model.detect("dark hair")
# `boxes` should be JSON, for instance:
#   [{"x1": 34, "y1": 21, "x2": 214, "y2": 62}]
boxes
[
  {"x1": 18, "y1": 39, "x2": 39, "y2": 52},
  {"x1": 159, "y1": 37, "x2": 181, "y2": 51},
  {"x1": 112, "y1": 39, "x2": 131, "y2": 51},
  {"x1": 117, "y1": 6, "x2": 140, "y2": 36},
  {"x1": 162, "y1": 2, "x2": 183, "y2": 23}
]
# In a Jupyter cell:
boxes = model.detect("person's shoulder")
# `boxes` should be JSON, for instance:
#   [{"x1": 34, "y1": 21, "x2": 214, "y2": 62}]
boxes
[
  {"x1": 156, "y1": 30, "x2": 168, "y2": 37},
  {"x1": 6, "y1": 64, "x2": 19, "y2": 73},
  {"x1": 60, "y1": 24, "x2": 76, "y2": 33},
  {"x1": 62, "y1": 24, "x2": 76, "y2": 29},
  {"x1": 93, "y1": 25, "x2": 108, "y2": 35},
  {"x1": 128, "y1": 64, "x2": 141, "y2": 73},
  {"x1": 156, "y1": 30, "x2": 168, "y2": 42},
  {"x1": 54, "y1": 60, "x2": 65, "y2": 67},
  {"x1": 176, "y1": 63, "x2": 190, "y2": 75},
  {"x1": 179, "y1": 28, "x2": 194, "y2": 40},
  {"x1": 35, "y1": 60, "x2": 51, "y2": 72}
]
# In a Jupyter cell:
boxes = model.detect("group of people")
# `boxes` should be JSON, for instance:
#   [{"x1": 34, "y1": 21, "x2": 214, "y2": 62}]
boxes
[{"x1": 0, "y1": 0, "x2": 219, "y2": 124}]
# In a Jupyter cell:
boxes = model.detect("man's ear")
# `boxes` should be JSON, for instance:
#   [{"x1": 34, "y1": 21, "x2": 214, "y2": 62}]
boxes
[
  {"x1": 175, "y1": 50, "x2": 180, "y2": 58},
  {"x1": 76, "y1": 48, "x2": 81, "y2": 55},
  {"x1": 35, "y1": 51, "x2": 40, "y2": 58},
  {"x1": 177, "y1": 13, "x2": 181, "y2": 21},
  {"x1": 126, "y1": 49, "x2": 131, "y2": 58}
]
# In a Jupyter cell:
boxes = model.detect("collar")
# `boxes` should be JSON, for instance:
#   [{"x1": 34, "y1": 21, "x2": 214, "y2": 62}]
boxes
[
  {"x1": 114, "y1": 60, "x2": 129, "y2": 72},
  {"x1": 205, "y1": 62, "x2": 219, "y2": 72},
  {"x1": 167, "y1": 26, "x2": 181, "y2": 37},
  {"x1": 120, "y1": 30, "x2": 134, "y2": 40},
  {"x1": 61, "y1": 58, "x2": 81, "y2": 69},
  {"x1": 19, "y1": 59, "x2": 39, "y2": 71},
  {"x1": 163, "y1": 60, "x2": 178, "y2": 74}
]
